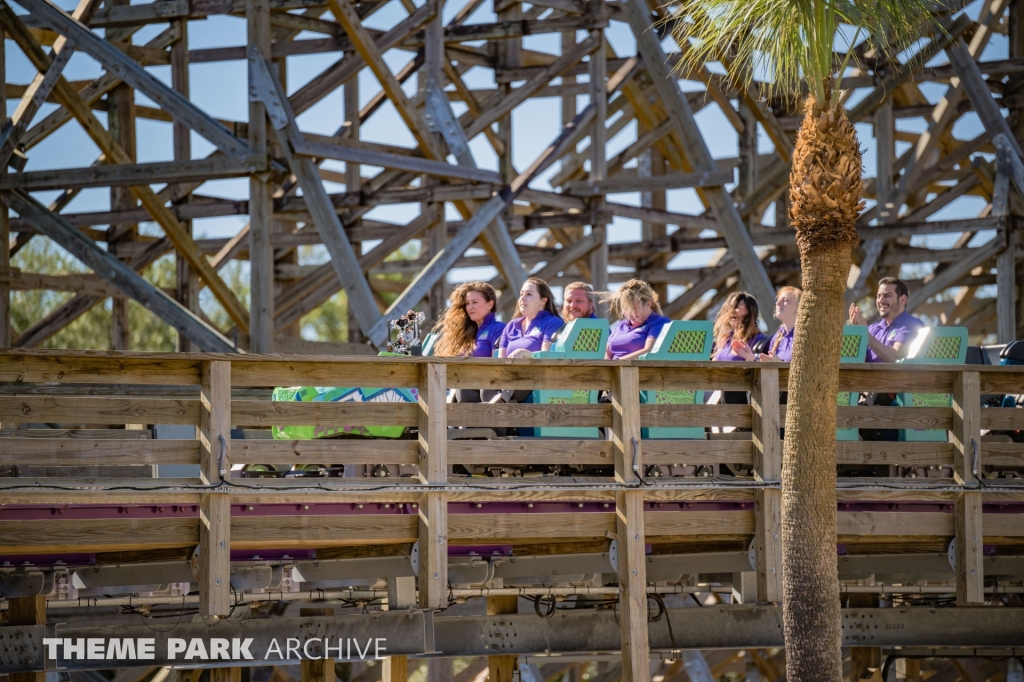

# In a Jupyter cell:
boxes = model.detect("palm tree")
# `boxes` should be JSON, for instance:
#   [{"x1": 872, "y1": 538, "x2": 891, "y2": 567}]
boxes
[{"x1": 670, "y1": 2, "x2": 936, "y2": 679}]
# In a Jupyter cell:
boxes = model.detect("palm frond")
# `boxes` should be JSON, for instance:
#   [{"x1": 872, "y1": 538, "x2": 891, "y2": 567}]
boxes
[{"x1": 666, "y1": 0, "x2": 941, "y2": 108}]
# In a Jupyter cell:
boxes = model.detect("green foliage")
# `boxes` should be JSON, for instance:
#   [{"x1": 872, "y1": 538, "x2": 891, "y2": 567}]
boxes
[
  {"x1": 12, "y1": 239, "x2": 178, "y2": 351},
  {"x1": 302, "y1": 289, "x2": 351, "y2": 343},
  {"x1": 11, "y1": 229, "x2": 425, "y2": 350},
  {"x1": 668, "y1": 0, "x2": 937, "y2": 108}
]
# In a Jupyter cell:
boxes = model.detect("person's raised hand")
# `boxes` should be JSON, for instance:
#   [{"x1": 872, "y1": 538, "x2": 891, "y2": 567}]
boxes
[
  {"x1": 730, "y1": 338, "x2": 755, "y2": 361},
  {"x1": 849, "y1": 303, "x2": 866, "y2": 326}
]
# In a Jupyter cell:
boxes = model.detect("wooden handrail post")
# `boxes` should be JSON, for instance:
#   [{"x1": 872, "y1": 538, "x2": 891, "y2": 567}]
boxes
[
  {"x1": 952, "y1": 370, "x2": 984, "y2": 604},
  {"x1": 200, "y1": 359, "x2": 231, "y2": 617},
  {"x1": 418, "y1": 361, "x2": 448, "y2": 609},
  {"x1": 612, "y1": 365, "x2": 641, "y2": 484},
  {"x1": 751, "y1": 367, "x2": 782, "y2": 603},
  {"x1": 611, "y1": 366, "x2": 649, "y2": 682},
  {"x1": 751, "y1": 367, "x2": 781, "y2": 481}
]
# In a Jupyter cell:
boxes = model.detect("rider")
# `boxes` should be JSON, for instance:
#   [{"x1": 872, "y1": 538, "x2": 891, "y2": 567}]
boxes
[
  {"x1": 562, "y1": 282, "x2": 599, "y2": 321},
  {"x1": 849, "y1": 277, "x2": 924, "y2": 441},
  {"x1": 432, "y1": 282, "x2": 506, "y2": 404},
  {"x1": 498, "y1": 277, "x2": 564, "y2": 359},
  {"x1": 711, "y1": 292, "x2": 765, "y2": 404},
  {"x1": 604, "y1": 279, "x2": 670, "y2": 360}
]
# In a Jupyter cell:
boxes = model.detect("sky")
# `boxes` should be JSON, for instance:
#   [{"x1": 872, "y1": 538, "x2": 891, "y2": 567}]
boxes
[{"x1": 5, "y1": 0, "x2": 1008, "y2": 331}]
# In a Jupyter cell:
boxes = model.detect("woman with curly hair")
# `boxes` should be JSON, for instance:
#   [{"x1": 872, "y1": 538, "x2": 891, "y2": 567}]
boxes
[
  {"x1": 432, "y1": 281, "x2": 505, "y2": 359},
  {"x1": 604, "y1": 279, "x2": 671, "y2": 360},
  {"x1": 432, "y1": 282, "x2": 506, "y2": 404}
]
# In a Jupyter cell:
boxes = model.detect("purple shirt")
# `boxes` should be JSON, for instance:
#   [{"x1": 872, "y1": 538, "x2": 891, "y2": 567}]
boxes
[
  {"x1": 865, "y1": 310, "x2": 924, "y2": 362},
  {"x1": 471, "y1": 313, "x2": 507, "y2": 358},
  {"x1": 713, "y1": 331, "x2": 766, "y2": 362},
  {"x1": 608, "y1": 314, "x2": 671, "y2": 359},
  {"x1": 766, "y1": 325, "x2": 795, "y2": 362},
  {"x1": 499, "y1": 310, "x2": 564, "y2": 355}
]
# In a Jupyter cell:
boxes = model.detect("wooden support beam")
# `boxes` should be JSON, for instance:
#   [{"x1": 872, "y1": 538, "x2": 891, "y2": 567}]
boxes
[
  {"x1": 0, "y1": 5, "x2": 252, "y2": 334},
  {"x1": 662, "y1": 259, "x2": 737, "y2": 318},
  {"x1": 947, "y1": 35, "x2": 1024, "y2": 161},
  {"x1": 418, "y1": 362, "x2": 447, "y2": 610},
  {"x1": 247, "y1": 0, "x2": 275, "y2": 357},
  {"x1": 894, "y1": 0, "x2": 1008, "y2": 211},
  {"x1": 3, "y1": 190, "x2": 237, "y2": 352},
  {"x1": 615, "y1": 488, "x2": 649, "y2": 682},
  {"x1": 951, "y1": 371, "x2": 983, "y2": 605},
  {"x1": 199, "y1": 360, "x2": 231, "y2": 617},
  {"x1": 273, "y1": 213, "x2": 436, "y2": 332},
  {"x1": 0, "y1": 26, "x2": 8, "y2": 351},
  {"x1": 8, "y1": 596, "x2": 45, "y2": 682},
  {"x1": 906, "y1": 237, "x2": 1005, "y2": 312},
  {"x1": 247, "y1": 49, "x2": 383, "y2": 345},
  {"x1": 608, "y1": 365, "x2": 649, "y2": 682},
  {"x1": 465, "y1": 35, "x2": 600, "y2": 140},
  {"x1": 751, "y1": 367, "x2": 782, "y2": 602},
  {"x1": 487, "y1": 596, "x2": 518, "y2": 682},
  {"x1": 847, "y1": 96, "x2": 893, "y2": 304},
  {"x1": 292, "y1": 138, "x2": 501, "y2": 184},
  {"x1": 328, "y1": 0, "x2": 444, "y2": 159},
  {"x1": 422, "y1": 79, "x2": 526, "y2": 299},
  {"x1": 369, "y1": 194, "x2": 507, "y2": 342},
  {"x1": 568, "y1": 168, "x2": 733, "y2": 196},
  {"x1": 0, "y1": 155, "x2": 268, "y2": 191},
  {"x1": 532, "y1": 233, "x2": 601, "y2": 282},
  {"x1": 0, "y1": 0, "x2": 96, "y2": 169},
  {"x1": 995, "y1": 150, "x2": 1017, "y2": 343},
  {"x1": 619, "y1": 0, "x2": 776, "y2": 322},
  {"x1": 847, "y1": 14, "x2": 971, "y2": 124},
  {"x1": 301, "y1": 608, "x2": 337, "y2": 682},
  {"x1": 171, "y1": 14, "x2": 197, "y2": 352},
  {"x1": 383, "y1": 576, "x2": 416, "y2": 682},
  {"x1": 289, "y1": 2, "x2": 437, "y2": 117},
  {"x1": 19, "y1": 0, "x2": 251, "y2": 157}
]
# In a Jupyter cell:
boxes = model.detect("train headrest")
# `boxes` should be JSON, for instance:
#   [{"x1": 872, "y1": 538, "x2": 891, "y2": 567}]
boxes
[{"x1": 999, "y1": 340, "x2": 1024, "y2": 365}]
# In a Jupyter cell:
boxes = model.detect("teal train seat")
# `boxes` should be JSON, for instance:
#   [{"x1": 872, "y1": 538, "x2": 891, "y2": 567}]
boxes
[
  {"x1": 898, "y1": 326, "x2": 969, "y2": 443},
  {"x1": 531, "y1": 317, "x2": 608, "y2": 438},
  {"x1": 837, "y1": 325, "x2": 869, "y2": 441},
  {"x1": 421, "y1": 332, "x2": 439, "y2": 357},
  {"x1": 638, "y1": 320, "x2": 713, "y2": 439}
]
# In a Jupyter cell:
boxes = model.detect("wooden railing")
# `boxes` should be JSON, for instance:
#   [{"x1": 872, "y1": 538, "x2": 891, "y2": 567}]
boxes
[{"x1": 2, "y1": 349, "x2": 1024, "y2": 661}]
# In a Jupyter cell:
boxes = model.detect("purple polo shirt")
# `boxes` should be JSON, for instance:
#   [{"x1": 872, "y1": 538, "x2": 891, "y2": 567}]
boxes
[
  {"x1": 713, "y1": 331, "x2": 766, "y2": 362},
  {"x1": 766, "y1": 325, "x2": 795, "y2": 362},
  {"x1": 865, "y1": 310, "x2": 924, "y2": 362},
  {"x1": 499, "y1": 310, "x2": 564, "y2": 355},
  {"x1": 608, "y1": 314, "x2": 671, "y2": 359},
  {"x1": 471, "y1": 313, "x2": 507, "y2": 358}
]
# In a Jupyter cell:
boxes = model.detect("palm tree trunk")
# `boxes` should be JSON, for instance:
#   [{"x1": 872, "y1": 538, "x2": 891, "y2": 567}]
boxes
[
  {"x1": 781, "y1": 243, "x2": 849, "y2": 680},
  {"x1": 782, "y1": 95, "x2": 862, "y2": 681}
]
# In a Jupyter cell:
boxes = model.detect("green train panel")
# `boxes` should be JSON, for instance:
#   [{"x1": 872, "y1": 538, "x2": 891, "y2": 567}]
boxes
[
  {"x1": 837, "y1": 325, "x2": 869, "y2": 441},
  {"x1": 533, "y1": 318, "x2": 607, "y2": 438},
  {"x1": 273, "y1": 352, "x2": 416, "y2": 440},
  {"x1": 638, "y1": 321, "x2": 713, "y2": 439},
  {"x1": 899, "y1": 327, "x2": 968, "y2": 442}
]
